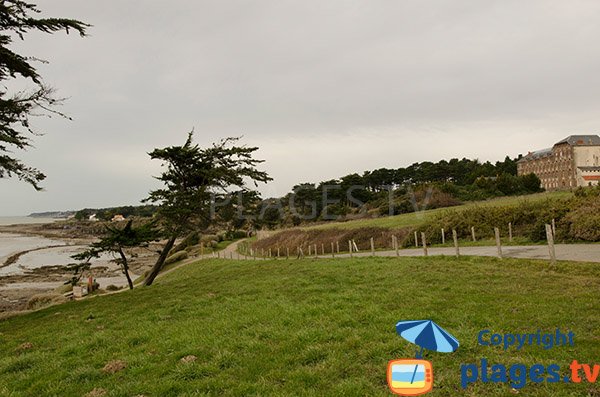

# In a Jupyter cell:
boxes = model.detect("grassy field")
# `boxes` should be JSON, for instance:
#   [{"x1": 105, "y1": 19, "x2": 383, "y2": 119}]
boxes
[
  {"x1": 303, "y1": 191, "x2": 573, "y2": 231},
  {"x1": 1, "y1": 255, "x2": 598, "y2": 396}
]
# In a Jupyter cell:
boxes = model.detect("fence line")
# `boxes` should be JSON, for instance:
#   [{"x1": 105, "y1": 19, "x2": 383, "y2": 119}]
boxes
[{"x1": 232, "y1": 221, "x2": 561, "y2": 265}]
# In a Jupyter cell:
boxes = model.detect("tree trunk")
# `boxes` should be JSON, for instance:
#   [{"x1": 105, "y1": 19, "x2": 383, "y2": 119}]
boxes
[
  {"x1": 117, "y1": 247, "x2": 134, "y2": 290},
  {"x1": 143, "y1": 236, "x2": 177, "y2": 286}
]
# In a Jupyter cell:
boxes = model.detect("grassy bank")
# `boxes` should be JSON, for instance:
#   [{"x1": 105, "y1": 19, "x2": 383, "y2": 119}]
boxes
[
  {"x1": 251, "y1": 192, "x2": 573, "y2": 252},
  {"x1": 302, "y1": 191, "x2": 572, "y2": 231},
  {"x1": 1, "y1": 256, "x2": 598, "y2": 396}
]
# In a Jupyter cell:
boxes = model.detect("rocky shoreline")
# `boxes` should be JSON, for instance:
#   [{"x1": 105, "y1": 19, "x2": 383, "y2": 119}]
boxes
[{"x1": 0, "y1": 221, "x2": 160, "y2": 313}]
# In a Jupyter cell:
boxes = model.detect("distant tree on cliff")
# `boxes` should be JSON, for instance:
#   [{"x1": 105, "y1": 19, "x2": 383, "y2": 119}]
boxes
[
  {"x1": 0, "y1": 1, "x2": 88, "y2": 189},
  {"x1": 142, "y1": 133, "x2": 271, "y2": 286}
]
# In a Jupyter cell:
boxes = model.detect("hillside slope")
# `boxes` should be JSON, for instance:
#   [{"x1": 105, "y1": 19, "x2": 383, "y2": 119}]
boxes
[
  {"x1": 302, "y1": 191, "x2": 572, "y2": 231},
  {"x1": 1, "y1": 256, "x2": 599, "y2": 396},
  {"x1": 250, "y1": 191, "x2": 575, "y2": 252}
]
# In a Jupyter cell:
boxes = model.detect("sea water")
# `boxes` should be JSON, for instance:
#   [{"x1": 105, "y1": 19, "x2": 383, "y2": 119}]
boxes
[{"x1": 0, "y1": 216, "x2": 60, "y2": 226}]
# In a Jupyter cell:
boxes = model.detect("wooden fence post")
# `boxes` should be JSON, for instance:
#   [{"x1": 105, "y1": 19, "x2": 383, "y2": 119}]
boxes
[
  {"x1": 331, "y1": 242, "x2": 335, "y2": 258},
  {"x1": 336, "y1": 241, "x2": 340, "y2": 254},
  {"x1": 552, "y1": 218, "x2": 556, "y2": 238},
  {"x1": 349, "y1": 240, "x2": 353, "y2": 258},
  {"x1": 314, "y1": 244, "x2": 318, "y2": 258},
  {"x1": 494, "y1": 227, "x2": 502, "y2": 259},
  {"x1": 414, "y1": 231, "x2": 419, "y2": 247},
  {"x1": 471, "y1": 226, "x2": 476, "y2": 242},
  {"x1": 421, "y1": 232, "x2": 428, "y2": 256},
  {"x1": 370, "y1": 237, "x2": 375, "y2": 256},
  {"x1": 452, "y1": 229, "x2": 459, "y2": 258},
  {"x1": 286, "y1": 247, "x2": 290, "y2": 260},
  {"x1": 321, "y1": 244, "x2": 325, "y2": 256},
  {"x1": 546, "y1": 224, "x2": 556, "y2": 265},
  {"x1": 277, "y1": 247, "x2": 280, "y2": 258},
  {"x1": 308, "y1": 245, "x2": 312, "y2": 256},
  {"x1": 352, "y1": 240, "x2": 359, "y2": 252},
  {"x1": 441, "y1": 228, "x2": 445, "y2": 245}
]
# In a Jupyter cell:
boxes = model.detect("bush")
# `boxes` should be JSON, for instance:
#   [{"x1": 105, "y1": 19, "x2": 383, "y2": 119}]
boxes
[
  {"x1": 407, "y1": 194, "x2": 600, "y2": 245},
  {"x1": 375, "y1": 186, "x2": 462, "y2": 216},
  {"x1": 407, "y1": 197, "x2": 574, "y2": 246},
  {"x1": 170, "y1": 232, "x2": 200, "y2": 254},
  {"x1": 225, "y1": 230, "x2": 248, "y2": 240},
  {"x1": 200, "y1": 234, "x2": 219, "y2": 244},
  {"x1": 165, "y1": 250, "x2": 189, "y2": 265},
  {"x1": 562, "y1": 199, "x2": 600, "y2": 241},
  {"x1": 26, "y1": 293, "x2": 67, "y2": 310}
]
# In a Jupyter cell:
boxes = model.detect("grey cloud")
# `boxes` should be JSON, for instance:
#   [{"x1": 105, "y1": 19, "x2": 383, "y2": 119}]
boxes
[{"x1": 2, "y1": 0, "x2": 600, "y2": 214}]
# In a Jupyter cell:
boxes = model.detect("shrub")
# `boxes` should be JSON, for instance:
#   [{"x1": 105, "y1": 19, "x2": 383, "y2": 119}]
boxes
[
  {"x1": 562, "y1": 199, "x2": 600, "y2": 241},
  {"x1": 407, "y1": 194, "x2": 600, "y2": 245},
  {"x1": 170, "y1": 232, "x2": 200, "y2": 254},
  {"x1": 165, "y1": 250, "x2": 189, "y2": 265},
  {"x1": 26, "y1": 293, "x2": 67, "y2": 310},
  {"x1": 225, "y1": 230, "x2": 247, "y2": 240},
  {"x1": 200, "y1": 234, "x2": 219, "y2": 244},
  {"x1": 407, "y1": 197, "x2": 575, "y2": 246}
]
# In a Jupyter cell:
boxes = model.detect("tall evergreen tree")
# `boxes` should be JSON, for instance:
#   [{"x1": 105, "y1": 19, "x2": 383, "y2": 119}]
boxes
[
  {"x1": 1, "y1": 1, "x2": 88, "y2": 189},
  {"x1": 143, "y1": 133, "x2": 271, "y2": 286}
]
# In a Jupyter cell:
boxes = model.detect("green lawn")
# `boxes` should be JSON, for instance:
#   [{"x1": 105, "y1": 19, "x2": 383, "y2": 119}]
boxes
[
  {"x1": 302, "y1": 191, "x2": 573, "y2": 231},
  {"x1": 1, "y1": 255, "x2": 598, "y2": 396}
]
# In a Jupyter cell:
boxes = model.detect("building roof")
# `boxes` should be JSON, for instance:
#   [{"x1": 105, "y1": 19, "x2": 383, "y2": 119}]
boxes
[
  {"x1": 518, "y1": 135, "x2": 600, "y2": 163},
  {"x1": 554, "y1": 135, "x2": 600, "y2": 146},
  {"x1": 517, "y1": 147, "x2": 552, "y2": 163}
]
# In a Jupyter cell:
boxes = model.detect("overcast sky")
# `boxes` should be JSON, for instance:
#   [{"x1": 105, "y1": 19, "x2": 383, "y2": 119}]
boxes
[{"x1": 2, "y1": 0, "x2": 600, "y2": 215}]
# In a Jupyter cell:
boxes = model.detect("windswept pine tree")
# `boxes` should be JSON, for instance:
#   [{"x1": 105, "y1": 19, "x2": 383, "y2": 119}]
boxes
[
  {"x1": 0, "y1": 1, "x2": 88, "y2": 189},
  {"x1": 143, "y1": 133, "x2": 271, "y2": 286}
]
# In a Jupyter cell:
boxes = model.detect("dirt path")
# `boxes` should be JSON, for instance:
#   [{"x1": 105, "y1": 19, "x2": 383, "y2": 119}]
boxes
[{"x1": 154, "y1": 239, "x2": 250, "y2": 279}]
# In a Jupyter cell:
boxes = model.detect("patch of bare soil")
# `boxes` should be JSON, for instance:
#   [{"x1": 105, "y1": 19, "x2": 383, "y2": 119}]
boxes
[
  {"x1": 16, "y1": 342, "x2": 33, "y2": 351},
  {"x1": 180, "y1": 355, "x2": 197, "y2": 364},
  {"x1": 102, "y1": 360, "x2": 127, "y2": 374},
  {"x1": 84, "y1": 388, "x2": 107, "y2": 397}
]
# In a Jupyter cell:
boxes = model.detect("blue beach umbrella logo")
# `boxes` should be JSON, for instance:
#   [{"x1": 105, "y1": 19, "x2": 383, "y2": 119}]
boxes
[
  {"x1": 387, "y1": 320, "x2": 459, "y2": 396},
  {"x1": 396, "y1": 320, "x2": 460, "y2": 357}
]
